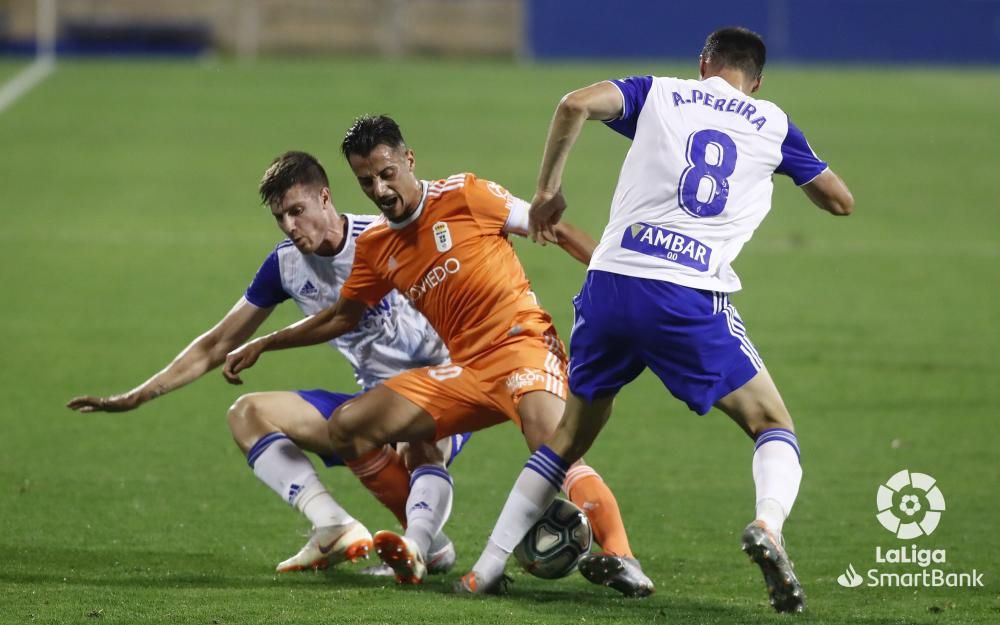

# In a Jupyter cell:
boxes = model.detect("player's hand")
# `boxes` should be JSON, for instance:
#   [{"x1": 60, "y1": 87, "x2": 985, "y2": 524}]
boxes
[
  {"x1": 223, "y1": 338, "x2": 266, "y2": 385},
  {"x1": 529, "y1": 188, "x2": 567, "y2": 245},
  {"x1": 66, "y1": 391, "x2": 143, "y2": 413}
]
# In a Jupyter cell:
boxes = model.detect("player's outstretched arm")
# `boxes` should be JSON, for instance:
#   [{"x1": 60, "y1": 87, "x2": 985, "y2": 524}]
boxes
[
  {"x1": 502, "y1": 191, "x2": 595, "y2": 264},
  {"x1": 531, "y1": 82, "x2": 624, "y2": 244},
  {"x1": 67, "y1": 298, "x2": 273, "y2": 413},
  {"x1": 222, "y1": 297, "x2": 367, "y2": 385},
  {"x1": 801, "y1": 169, "x2": 854, "y2": 216},
  {"x1": 552, "y1": 221, "x2": 598, "y2": 265}
]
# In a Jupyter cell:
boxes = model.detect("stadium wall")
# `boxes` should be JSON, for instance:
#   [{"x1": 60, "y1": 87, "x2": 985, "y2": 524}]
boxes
[
  {"x1": 525, "y1": 0, "x2": 1000, "y2": 64},
  {"x1": 4, "y1": 0, "x2": 996, "y2": 63},
  {"x1": 0, "y1": 0, "x2": 522, "y2": 57}
]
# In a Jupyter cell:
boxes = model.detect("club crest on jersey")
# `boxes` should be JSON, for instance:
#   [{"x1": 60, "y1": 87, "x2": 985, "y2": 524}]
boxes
[
  {"x1": 432, "y1": 221, "x2": 453, "y2": 252},
  {"x1": 622, "y1": 223, "x2": 712, "y2": 272}
]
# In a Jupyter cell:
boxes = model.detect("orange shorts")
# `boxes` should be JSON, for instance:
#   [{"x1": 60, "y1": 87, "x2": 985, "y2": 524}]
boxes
[{"x1": 384, "y1": 327, "x2": 568, "y2": 440}]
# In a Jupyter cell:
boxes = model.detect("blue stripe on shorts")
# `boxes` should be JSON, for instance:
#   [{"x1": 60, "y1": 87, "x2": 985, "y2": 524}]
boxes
[
  {"x1": 567, "y1": 270, "x2": 762, "y2": 415},
  {"x1": 447, "y1": 432, "x2": 472, "y2": 467}
]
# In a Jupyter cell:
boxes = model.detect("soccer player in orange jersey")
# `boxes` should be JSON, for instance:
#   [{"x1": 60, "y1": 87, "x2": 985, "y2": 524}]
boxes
[{"x1": 223, "y1": 115, "x2": 652, "y2": 595}]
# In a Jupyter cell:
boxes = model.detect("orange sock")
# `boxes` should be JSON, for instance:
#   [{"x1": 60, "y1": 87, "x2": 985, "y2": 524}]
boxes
[
  {"x1": 345, "y1": 445, "x2": 410, "y2": 528},
  {"x1": 564, "y1": 464, "x2": 633, "y2": 558}
]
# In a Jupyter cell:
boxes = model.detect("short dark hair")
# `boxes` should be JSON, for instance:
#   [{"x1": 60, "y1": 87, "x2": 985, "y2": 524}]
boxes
[
  {"x1": 701, "y1": 27, "x2": 766, "y2": 80},
  {"x1": 259, "y1": 151, "x2": 329, "y2": 206},
  {"x1": 341, "y1": 114, "x2": 406, "y2": 160}
]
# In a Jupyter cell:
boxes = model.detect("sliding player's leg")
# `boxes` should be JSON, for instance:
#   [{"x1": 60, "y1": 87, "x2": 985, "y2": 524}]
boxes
[
  {"x1": 326, "y1": 385, "x2": 433, "y2": 536},
  {"x1": 227, "y1": 390, "x2": 372, "y2": 572},
  {"x1": 329, "y1": 367, "x2": 494, "y2": 584},
  {"x1": 372, "y1": 440, "x2": 453, "y2": 583},
  {"x1": 363, "y1": 434, "x2": 468, "y2": 578}
]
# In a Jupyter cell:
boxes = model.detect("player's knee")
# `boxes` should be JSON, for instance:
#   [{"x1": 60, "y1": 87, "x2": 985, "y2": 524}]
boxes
[
  {"x1": 227, "y1": 394, "x2": 267, "y2": 445},
  {"x1": 328, "y1": 397, "x2": 388, "y2": 456},
  {"x1": 327, "y1": 408, "x2": 358, "y2": 456},
  {"x1": 401, "y1": 440, "x2": 445, "y2": 471}
]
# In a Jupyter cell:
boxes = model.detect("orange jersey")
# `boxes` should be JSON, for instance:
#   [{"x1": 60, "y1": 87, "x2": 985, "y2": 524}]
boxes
[{"x1": 340, "y1": 173, "x2": 551, "y2": 364}]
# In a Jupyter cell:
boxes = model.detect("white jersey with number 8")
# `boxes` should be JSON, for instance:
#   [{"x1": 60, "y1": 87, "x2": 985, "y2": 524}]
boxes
[{"x1": 590, "y1": 75, "x2": 828, "y2": 293}]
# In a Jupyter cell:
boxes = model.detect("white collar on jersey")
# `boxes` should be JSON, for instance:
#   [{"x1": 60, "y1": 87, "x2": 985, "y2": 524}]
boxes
[
  {"x1": 702, "y1": 75, "x2": 745, "y2": 96},
  {"x1": 330, "y1": 213, "x2": 355, "y2": 257},
  {"x1": 387, "y1": 181, "x2": 429, "y2": 230}
]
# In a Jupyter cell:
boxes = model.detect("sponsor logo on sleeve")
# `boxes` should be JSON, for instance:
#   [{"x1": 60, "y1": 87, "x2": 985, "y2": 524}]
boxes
[{"x1": 486, "y1": 181, "x2": 509, "y2": 199}]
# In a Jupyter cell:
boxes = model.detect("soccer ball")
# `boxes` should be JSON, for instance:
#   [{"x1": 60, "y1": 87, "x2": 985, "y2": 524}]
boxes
[{"x1": 513, "y1": 498, "x2": 593, "y2": 579}]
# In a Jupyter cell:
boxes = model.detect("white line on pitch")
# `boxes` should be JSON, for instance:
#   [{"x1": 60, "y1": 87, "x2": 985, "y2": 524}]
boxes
[{"x1": 0, "y1": 58, "x2": 55, "y2": 115}]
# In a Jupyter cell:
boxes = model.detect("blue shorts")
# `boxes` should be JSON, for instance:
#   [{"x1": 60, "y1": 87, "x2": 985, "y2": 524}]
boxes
[
  {"x1": 568, "y1": 270, "x2": 762, "y2": 415},
  {"x1": 296, "y1": 389, "x2": 471, "y2": 468}
]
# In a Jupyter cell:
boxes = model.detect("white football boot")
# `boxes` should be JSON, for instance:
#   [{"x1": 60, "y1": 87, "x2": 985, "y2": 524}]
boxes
[
  {"x1": 276, "y1": 521, "x2": 372, "y2": 573},
  {"x1": 373, "y1": 530, "x2": 427, "y2": 584},
  {"x1": 362, "y1": 531, "x2": 455, "y2": 576}
]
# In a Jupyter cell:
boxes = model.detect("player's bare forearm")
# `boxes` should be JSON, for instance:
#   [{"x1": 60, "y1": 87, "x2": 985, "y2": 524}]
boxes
[
  {"x1": 222, "y1": 298, "x2": 365, "y2": 385},
  {"x1": 137, "y1": 324, "x2": 252, "y2": 395},
  {"x1": 538, "y1": 82, "x2": 625, "y2": 195},
  {"x1": 802, "y1": 169, "x2": 854, "y2": 216},
  {"x1": 132, "y1": 301, "x2": 270, "y2": 394},
  {"x1": 553, "y1": 222, "x2": 597, "y2": 265},
  {"x1": 134, "y1": 339, "x2": 219, "y2": 402},
  {"x1": 537, "y1": 100, "x2": 589, "y2": 195},
  {"x1": 263, "y1": 299, "x2": 364, "y2": 351},
  {"x1": 67, "y1": 298, "x2": 271, "y2": 412}
]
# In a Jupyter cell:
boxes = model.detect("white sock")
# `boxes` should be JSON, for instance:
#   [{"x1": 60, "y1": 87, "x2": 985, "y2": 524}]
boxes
[
  {"x1": 248, "y1": 433, "x2": 355, "y2": 528},
  {"x1": 429, "y1": 531, "x2": 451, "y2": 553},
  {"x1": 473, "y1": 446, "x2": 567, "y2": 580},
  {"x1": 404, "y1": 464, "x2": 453, "y2": 557},
  {"x1": 752, "y1": 429, "x2": 802, "y2": 536}
]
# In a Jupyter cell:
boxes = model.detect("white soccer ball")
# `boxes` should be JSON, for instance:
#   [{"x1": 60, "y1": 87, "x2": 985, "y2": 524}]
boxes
[{"x1": 513, "y1": 498, "x2": 593, "y2": 579}]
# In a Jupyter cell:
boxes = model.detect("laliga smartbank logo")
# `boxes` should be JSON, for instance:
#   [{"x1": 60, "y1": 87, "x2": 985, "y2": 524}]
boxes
[
  {"x1": 837, "y1": 564, "x2": 864, "y2": 588},
  {"x1": 836, "y1": 470, "x2": 984, "y2": 589},
  {"x1": 875, "y1": 469, "x2": 945, "y2": 538}
]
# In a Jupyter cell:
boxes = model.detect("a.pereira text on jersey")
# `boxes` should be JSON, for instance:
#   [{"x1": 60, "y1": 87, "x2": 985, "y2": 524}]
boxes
[{"x1": 591, "y1": 75, "x2": 828, "y2": 293}]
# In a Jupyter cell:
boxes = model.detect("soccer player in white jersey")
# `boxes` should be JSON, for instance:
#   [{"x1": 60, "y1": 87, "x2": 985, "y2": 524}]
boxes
[
  {"x1": 67, "y1": 151, "x2": 467, "y2": 576},
  {"x1": 462, "y1": 27, "x2": 854, "y2": 610}
]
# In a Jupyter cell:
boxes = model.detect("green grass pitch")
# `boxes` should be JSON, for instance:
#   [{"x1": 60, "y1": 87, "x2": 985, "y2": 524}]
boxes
[{"x1": 0, "y1": 58, "x2": 998, "y2": 624}]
